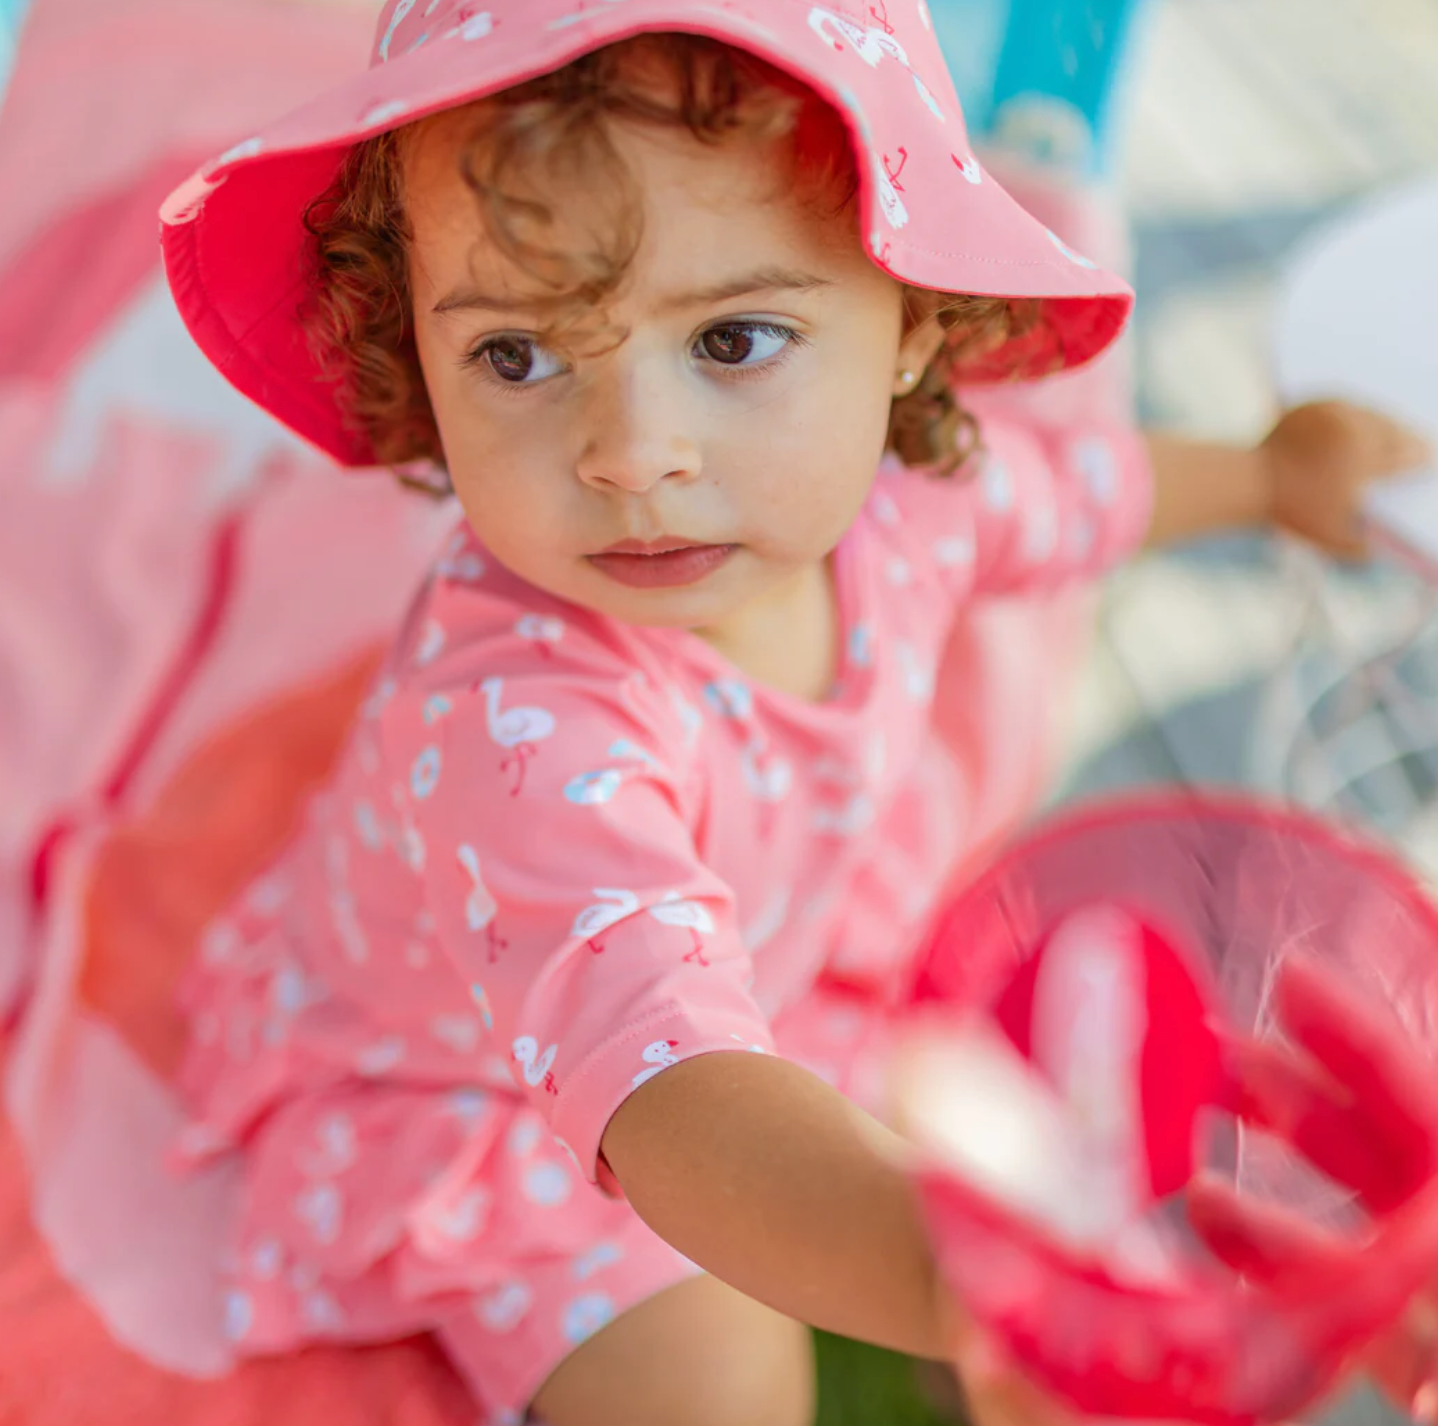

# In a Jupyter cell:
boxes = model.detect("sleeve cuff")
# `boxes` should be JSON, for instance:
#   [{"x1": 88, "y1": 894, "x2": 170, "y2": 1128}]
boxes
[{"x1": 549, "y1": 1002, "x2": 776, "y2": 1186}]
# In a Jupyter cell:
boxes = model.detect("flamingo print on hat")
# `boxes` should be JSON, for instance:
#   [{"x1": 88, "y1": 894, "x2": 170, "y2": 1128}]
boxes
[
  {"x1": 807, "y1": 7, "x2": 946, "y2": 123},
  {"x1": 632, "y1": 1040, "x2": 680, "y2": 1088},
  {"x1": 513, "y1": 1036, "x2": 559, "y2": 1094},
  {"x1": 479, "y1": 676, "x2": 556, "y2": 796},
  {"x1": 571, "y1": 889, "x2": 640, "y2": 954},
  {"x1": 649, "y1": 892, "x2": 715, "y2": 967}
]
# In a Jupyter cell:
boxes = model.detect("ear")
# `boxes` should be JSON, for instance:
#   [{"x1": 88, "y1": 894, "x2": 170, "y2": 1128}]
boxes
[{"x1": 893, "y1": 314, "x2": 947, "y2": 398}]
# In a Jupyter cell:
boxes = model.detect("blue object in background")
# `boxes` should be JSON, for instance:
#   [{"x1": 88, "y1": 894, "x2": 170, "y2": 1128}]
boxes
[
  {"x1": 928, "y1": 0, "x2": 1149, "y2": 174},
  {"x1": 0, "y1": 0, "x2": 32, "y2": 100}
]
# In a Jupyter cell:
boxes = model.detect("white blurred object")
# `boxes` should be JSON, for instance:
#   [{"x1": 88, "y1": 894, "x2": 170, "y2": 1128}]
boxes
[
  {"x1": 898, "y1": 908, "x2": 1182, "y2": 1286},
  {"x1": 1276, "y1": 176, "x2": 1438, "y2": 569},
  {"x1": 1256, "y1": 176, "x2": 1438, "y2": 871}
]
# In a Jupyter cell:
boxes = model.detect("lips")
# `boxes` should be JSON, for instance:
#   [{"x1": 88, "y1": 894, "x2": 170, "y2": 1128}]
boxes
[
  {"x1": 587, "y1": 538, "x2": 738, "y2": 590},
  {"x1": 597, "y1": 537, "x2": 710, "y2": 556}
]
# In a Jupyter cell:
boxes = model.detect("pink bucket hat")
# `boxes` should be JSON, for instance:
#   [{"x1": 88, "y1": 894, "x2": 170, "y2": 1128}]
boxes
[{"x1": 161, "y1": 0, "x2": 1135, "y2": 469}]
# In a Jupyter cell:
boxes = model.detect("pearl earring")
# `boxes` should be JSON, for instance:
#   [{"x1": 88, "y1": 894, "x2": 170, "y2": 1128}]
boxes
[{"x1": 897, "y1": 369, "x2": 917, "y2": 394}]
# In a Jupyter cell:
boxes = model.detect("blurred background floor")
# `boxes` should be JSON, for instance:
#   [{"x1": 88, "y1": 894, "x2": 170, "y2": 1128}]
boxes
[{"x1": 1056, "y1": 0, "x2": 1438, "y2": 879}]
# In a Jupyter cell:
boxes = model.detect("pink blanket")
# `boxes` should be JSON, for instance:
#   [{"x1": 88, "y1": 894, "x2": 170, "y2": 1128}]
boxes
[{"x1": 0, "y1": 2, "x2": 1133, "y2": 1413}]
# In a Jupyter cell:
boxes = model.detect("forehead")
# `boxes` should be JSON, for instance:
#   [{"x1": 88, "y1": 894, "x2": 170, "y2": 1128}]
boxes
[{"x1": 402, "y1": 103, "x2": 866, "y2": 300}]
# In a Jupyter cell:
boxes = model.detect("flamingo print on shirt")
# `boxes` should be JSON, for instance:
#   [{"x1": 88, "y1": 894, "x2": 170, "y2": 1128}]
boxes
[
  {"x1": 571, "y1": 889, "x2": 640, "y2": 954},
  {"x1": 741, "y1": 740, "x2": 793, "y2": 804},
  {"x1": 513, "y1": 1036, "x2": 559, "y2": 1095},
  {"x1": 515, "y1": 613, "x2": 565, "y2": 659},
  {"x1": 479, "y1": 676, "x2": 556, "y2": 796},
  {"x1": 458, "y1": 844, "x2": 506, "y2": 962},
  {"x1": 649, "y1": 892, "x2": 715, "y2": 967},
  {"x1": 632, "y1": 1040, "x2": 680, "y2": 1089},
  {"x1": 564, "y1": 739, "x2": 662, "y2": 807}
]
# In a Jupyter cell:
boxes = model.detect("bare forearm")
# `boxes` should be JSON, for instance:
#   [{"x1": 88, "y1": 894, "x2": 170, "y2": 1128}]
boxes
[
  {"x1": 601, "y1": 1051, "x2": 951, "y2": 1359},
  {"x1": 1143, "y1": 434, "x2": 1272, "y2": 549}
]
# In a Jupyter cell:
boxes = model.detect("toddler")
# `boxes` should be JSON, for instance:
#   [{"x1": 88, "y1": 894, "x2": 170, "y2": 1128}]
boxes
[{"x1": 160, "y1": 3, "x2": 1427, "y2": 1423}]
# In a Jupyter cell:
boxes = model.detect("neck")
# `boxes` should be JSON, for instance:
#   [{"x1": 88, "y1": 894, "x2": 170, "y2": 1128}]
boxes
[{"x1": 693, "y1": 559, "x2": 840, "y2": 703}]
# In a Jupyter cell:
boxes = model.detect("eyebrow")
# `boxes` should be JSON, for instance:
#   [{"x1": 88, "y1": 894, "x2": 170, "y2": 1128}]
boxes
[{"x1": 432, "y1": 266, "x2": 835, "y2": 318}]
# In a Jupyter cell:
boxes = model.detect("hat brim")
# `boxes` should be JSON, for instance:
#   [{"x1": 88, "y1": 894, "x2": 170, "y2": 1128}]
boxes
[{"x1": 162, "y1": 0, "x2": 1133, "y2": 469}]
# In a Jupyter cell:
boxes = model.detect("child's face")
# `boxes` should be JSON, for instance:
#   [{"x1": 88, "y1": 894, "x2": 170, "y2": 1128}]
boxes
[{"x1": 406, "y1": 109, "x2": 934, "y2": 633}]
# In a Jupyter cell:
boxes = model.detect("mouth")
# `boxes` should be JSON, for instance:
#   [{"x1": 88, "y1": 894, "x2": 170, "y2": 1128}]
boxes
[{"x1": 588, "y1": 538, "x2": 739, "y2": 590}]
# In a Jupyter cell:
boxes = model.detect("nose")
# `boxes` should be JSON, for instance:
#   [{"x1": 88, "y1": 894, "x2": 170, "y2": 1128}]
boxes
[{"x1": 573, "y1": 357, "x2": 702, "y2": 495}]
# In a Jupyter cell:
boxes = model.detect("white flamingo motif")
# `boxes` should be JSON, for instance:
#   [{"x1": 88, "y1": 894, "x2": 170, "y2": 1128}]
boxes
[
  {"x1": 667, "y1": 687, "x2": 704, "y2": 748},
  {"x1": 952, "y1": 152, "x2": 983, "y2": 185},
  {"x1": 1046, "y1": 228, "x2": 1099, "y2": 270},
  {"x1": 813, "y1": 792, "x2": 877, "y2": 838},
  {"x1": 741, "y1": 741, "x2": 793, "y2": 804},
  {"x1": 703, "y1": 679, "x2": 754, "y2": 721},
  {"x1": 294, "y1": 1182, "x2": 344, "y2": 1246},
  {"x1": 632, "y1": 1039, "x2": 680, "y2": 1088},
  {"x1": 896, "y1": 642, "x2": 936, "y2": 701},
  {"x1": 458, "y1": 844, "x2": 506, "y2": 961},
  {"x1": 571, "y1": 889, "x2": 640, "y2": 954},
  {"x1": 565, "y1": 769, "x2": 625, "y2": 806},
  {"x1": 516, "y1": 613, "x2": 565, "y2": 658},
  {"x1": 442, "y1": 10, "x2": 493, "y2": 42},
  {"x1": 411, "y1": 746, "x2": 442, "y2": 799},
  {"x1": 480, "y1": 677, "x2": 556, "y2": 796},
  {"x1": 609, "y1": 738, "x2": 660, "y2": 769},
  {"x1": 649, "y1": 892, "x2": 716, "y2": 967},
  {"x1": 934, "y1": 529, "x2": 975, "y2": 568},
  {"x1": 377, "y1": 0, "x2": 416, "y2": 61},
  {"x1": 873, "y1": 154, "x2": 910, "y2": 230},
  {"x1": 414, "y1": 619, "x2": 447, "y2": 667},
  {"x1": 512, "y1": 1036, "x2": 559, "y2": 1094},
  {"x1": 808, "y1": 7, "x2": 947, "y2": 123},
  {"x1": 470, "y1": 983, "x2": 496, "y2": 1032},
  {"x1": 298, "y1": 1113, "x2": 358, "y2": 1177},
  {"x1": 567, "y1": 740, "x2": 661, "y2": 806},
  {"x1": 424, "y1": 1187, "x2": 491, "y2": 1245},
  {"x1": 362, "y1": 99, "x2": 410, "y2": 128},
  {"x1": 437, "y1": 530, "x2": 486, "y2": 583}
]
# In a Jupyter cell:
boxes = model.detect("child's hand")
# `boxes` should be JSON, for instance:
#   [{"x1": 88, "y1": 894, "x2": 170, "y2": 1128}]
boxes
[
  {"x1": 1262, "y1": 400, "x2": 1432, "y2": 559},
  {"x1": 951, "y1": 1322, "x2": 1075, "y2": 1426},
  {"x1": 1191, "y1": 957, "x2": 1438, "y2": 1418}
]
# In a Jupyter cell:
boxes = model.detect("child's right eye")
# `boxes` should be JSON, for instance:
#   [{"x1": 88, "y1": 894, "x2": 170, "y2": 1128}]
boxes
[{"x1": 467, "y1": 336, "x2": 567, "y2": 385}]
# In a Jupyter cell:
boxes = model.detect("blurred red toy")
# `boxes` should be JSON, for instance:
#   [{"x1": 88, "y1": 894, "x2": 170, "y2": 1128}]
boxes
[{"x1": 899, "y1": 794, "x2": 1438, "y2": 1425}]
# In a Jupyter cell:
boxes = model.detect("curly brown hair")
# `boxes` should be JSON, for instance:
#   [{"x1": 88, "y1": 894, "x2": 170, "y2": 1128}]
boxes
[{"x1": 302, "y1": 33, "x2": 1036, "y2": 483}]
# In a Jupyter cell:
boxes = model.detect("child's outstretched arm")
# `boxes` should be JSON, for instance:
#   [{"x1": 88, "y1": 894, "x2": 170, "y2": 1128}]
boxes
[
  {"x1": 602, "y1": 1049, "x2": 953, "y2": 1360},
  {"x1": 1144, "y1": 399, "x2": 1430, "y2": 554}
]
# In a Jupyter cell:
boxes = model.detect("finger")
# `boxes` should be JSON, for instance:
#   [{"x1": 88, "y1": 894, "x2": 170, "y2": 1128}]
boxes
[
  {"x1": 1367, "y1": 1297, "x2": 1438, "y2": 1418},
  {"x1": 1386, "y1": 422, "x2": 1434, "y2": 472},
  {"x1": 953, "y1": 1323, "x2": 1071, "y2": 1426},
  {"x1": 1187, "y1": 1174, "x2": 1349, "y2": 1283},
  {"x1": 1223, "y1": 1033, "x2": 1424, "y2": 1212},
  {"x1": 1277, "y1": 960, "x2": 1438, "y2": 1114},
  {"x1": 1273, "y1": 961, "x2": 1438, "y2": 1208}
]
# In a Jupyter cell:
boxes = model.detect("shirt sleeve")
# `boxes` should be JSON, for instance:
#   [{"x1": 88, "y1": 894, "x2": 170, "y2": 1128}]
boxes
[
  {"x1": 881, "y1": 415, "x2": 1154, "y2": 600},
  {"x1": 384, "y1": 653, "x2": 774, "y2": 1184}
]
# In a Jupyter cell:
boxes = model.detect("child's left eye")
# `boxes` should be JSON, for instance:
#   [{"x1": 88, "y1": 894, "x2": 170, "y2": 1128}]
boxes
[{"x1": 694, "y1": 322, "x2": 801, "y2": 368}]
